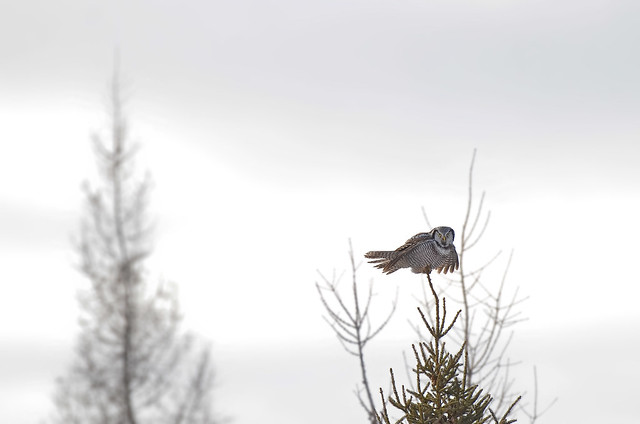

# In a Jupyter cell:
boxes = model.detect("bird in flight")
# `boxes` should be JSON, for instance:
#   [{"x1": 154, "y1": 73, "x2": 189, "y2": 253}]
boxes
[{"x1": 365, "y1": 226, "x2": 459, "y2": 275}]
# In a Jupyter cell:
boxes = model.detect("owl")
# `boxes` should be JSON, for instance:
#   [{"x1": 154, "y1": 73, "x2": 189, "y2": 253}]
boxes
[{"x1": 365, "y1": 226, "x2": 459, "y2": 275}]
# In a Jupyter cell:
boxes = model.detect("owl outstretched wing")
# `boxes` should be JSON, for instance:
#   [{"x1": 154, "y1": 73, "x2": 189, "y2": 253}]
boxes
[
  {"x1": 395, "y1": 232, "x2": 433, "y2": 252},
  {"x1": 365, "y1": 232, "x2": 433, "y2": 273},
  {"x1": 365, "y1": 235, "x2": 433, "y2": 274}
]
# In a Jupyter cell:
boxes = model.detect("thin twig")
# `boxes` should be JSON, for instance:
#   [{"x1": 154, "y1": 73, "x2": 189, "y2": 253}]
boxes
[{"x1": 316, "y1": 239, "x2": 397, "y2": 423}]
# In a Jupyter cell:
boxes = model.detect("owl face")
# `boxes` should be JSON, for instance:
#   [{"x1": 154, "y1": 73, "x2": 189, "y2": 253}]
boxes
[{"x1": 432, "y1": 226, "x2": 455, "y2": 247}]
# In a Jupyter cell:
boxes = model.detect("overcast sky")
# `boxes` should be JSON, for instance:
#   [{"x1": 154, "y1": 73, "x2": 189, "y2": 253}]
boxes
[{"x1": 1, "y1": 0, "x2": 640, "y2": 423}]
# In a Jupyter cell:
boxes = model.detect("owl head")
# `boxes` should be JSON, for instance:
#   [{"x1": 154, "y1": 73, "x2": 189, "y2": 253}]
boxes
[{"x1": 432, "y1": 226, "x2": 455, "y2": 247}]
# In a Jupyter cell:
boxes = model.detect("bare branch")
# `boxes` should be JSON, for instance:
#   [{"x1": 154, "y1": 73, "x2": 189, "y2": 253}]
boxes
[
  {"x1": 521, "y1": 366, "x2": 558, "y2": 424},
  {"x1": 420, "y1": 206, "x2": 433, "y2": 230},
  {"x1": 316, "y1": 239, "x2": 397, "y2": 423},
  {"x1": 416, "y1": 150, "x2": 553, "y2": 420}
]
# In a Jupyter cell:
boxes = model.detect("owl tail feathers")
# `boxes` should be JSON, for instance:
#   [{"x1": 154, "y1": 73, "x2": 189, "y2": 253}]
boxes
[{"x1": 364, "y1": 251, "x2": 402, "y2": 274}]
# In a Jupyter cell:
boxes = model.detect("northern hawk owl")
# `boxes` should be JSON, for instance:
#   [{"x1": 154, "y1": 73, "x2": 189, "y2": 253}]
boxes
[{"x1": 365, "y1": 226, "x2": 459, "y2": 275}]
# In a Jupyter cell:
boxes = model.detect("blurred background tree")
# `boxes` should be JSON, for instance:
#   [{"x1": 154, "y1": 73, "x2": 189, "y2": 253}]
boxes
[{"x1": 51, "y1": 68, "x2": 217, "y2": 424}]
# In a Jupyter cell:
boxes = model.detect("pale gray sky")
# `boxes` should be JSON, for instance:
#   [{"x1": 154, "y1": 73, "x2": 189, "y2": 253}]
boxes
[{"x1": 1, "y1": 0, "x2": 640, "y2": 423}]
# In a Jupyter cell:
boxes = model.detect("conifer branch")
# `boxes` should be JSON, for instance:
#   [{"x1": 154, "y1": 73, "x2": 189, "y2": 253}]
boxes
[{"x1": 378, "y1": 285, "x2": 516, "y2": 424}]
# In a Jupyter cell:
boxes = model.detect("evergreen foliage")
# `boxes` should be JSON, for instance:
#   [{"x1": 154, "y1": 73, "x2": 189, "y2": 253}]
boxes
[{"x1": 377, "y1": 276, "x2": 520, "y2": 424}]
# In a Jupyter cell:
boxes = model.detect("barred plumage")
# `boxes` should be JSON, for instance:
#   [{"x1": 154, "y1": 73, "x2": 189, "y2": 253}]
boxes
[{"x1": 365, "y1": 226, "x2": 459, "y2": 275}]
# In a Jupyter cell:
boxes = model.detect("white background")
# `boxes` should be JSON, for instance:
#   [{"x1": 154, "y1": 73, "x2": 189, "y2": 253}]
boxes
[{"x1": 1, "y1": 0, "x2": 639, "y2": 422}]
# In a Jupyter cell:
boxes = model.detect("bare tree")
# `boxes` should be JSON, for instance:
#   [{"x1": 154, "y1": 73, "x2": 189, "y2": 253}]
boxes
[
  {"x1": 316, "y1": 239, "x2": 397, "y2": 424},
  {"x1": 51, "y1": 69, "x2": 216, "y2": 424},
  {"x1": 521, "y1": 367, "x2": 557, "y2": 424},
  {"x1": 419, "y1": 149, "x2": 555, "y2": 421}
]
